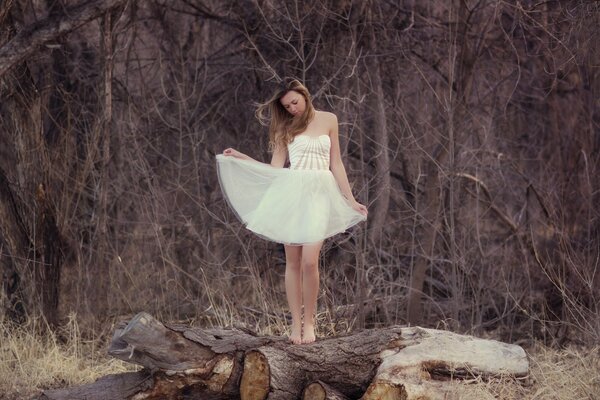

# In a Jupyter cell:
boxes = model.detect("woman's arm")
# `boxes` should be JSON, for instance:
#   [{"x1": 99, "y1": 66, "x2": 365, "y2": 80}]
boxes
[
  {"x1": 270, "y1": 143, "x2": 287, "y2": 168},
  {"x1": 328, "y1": 113, "x2": 368, "y2": 216},
  {"x1": 222, "y1": 145, "x2": 286, "y2": 169}
]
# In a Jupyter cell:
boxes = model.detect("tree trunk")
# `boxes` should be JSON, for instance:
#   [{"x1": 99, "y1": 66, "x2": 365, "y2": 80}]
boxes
[
  {"x1": 0, "y1": 3, "x2": 66, "y2": 327},
  {"x1": 364, "y1": 25, "x2": 391, "y2": 248},
  {"x1": 33, "y1": 184, "x2": 63, "y2": 327},
  {"x1": 0, "y1": 166, "x2": 30, "y2": 321},
  {"x1": 407, "y1": 157, "x2": 442, "y2": 325},
  {"x1": 407, "y1": 0, "x2": 478, "y2": 327},
  {"x1": 94, "y1": 6, "x2": 115, "y2": 317},
  {"x1": 40, "y1": 312, "x2": 529, "y2": 400}
]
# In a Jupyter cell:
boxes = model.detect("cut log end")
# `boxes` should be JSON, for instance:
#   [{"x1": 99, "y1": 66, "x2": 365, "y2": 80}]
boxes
[
  {"x1": 303, "y1": 382, "x2": 326, "y2": 400},
  {"x1": 240, "y1": 350, "x2": 269, "y2": 400},
  {"x1": 303, "y1": 381, "x2": 349, "y2": 400},
  {"x1": 361, "y1": 380, "x2": 407, "y2": 400}
]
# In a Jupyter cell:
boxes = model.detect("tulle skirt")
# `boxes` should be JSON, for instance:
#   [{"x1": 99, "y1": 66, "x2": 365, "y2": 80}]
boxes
[{"x1": 215, "y1": 154, "x2": 366, "y2": 245}]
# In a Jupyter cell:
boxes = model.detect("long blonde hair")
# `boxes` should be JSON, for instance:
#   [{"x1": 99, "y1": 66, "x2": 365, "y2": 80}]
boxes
[{"x1": 255, "y1": 79, "x2": 315, "y2": 152}]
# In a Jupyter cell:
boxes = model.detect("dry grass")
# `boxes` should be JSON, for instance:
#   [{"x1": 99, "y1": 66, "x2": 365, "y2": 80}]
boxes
[
  {"x1": 524, "y1": 344, "x2": 600, "y2": 400},
  {"x1": 0, "y1": 314, "x2": 136, "y2": 400},
  {"x1": 1, "y1": 314, "x2": 599, "y2": 400}
]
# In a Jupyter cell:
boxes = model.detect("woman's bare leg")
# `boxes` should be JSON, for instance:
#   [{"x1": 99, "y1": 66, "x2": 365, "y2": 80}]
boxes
[
  {"x1": 284, "y1": 244, "x2": 303, "y2": 344},
  {"x1": 300, "y1": 241, "x2": 323, "y2": 343}
]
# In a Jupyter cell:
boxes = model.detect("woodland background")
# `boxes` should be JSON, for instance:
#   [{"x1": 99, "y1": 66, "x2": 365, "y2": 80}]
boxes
[{"x1": 0, "y1": 0, "x2": 599, "y2": 364}]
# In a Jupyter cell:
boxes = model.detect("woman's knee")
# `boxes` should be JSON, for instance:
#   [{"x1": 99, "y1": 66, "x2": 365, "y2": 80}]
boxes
[
  {"x1": 301, "y1": 259, "x2": 319, "y2": 274},
  {"x1": 286, "y1": 260, "x2": 301, "y2": 272}
]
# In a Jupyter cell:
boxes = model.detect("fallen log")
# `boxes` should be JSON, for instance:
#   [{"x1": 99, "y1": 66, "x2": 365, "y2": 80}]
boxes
[
  {"x1": 40, "y1": 312, "x2": 529, "y2": 400},
  {"x1": 239, "y1": 328, "x2": 406, "y2": 399},
  {"x1": 39, "y1": 372, "x2": 151, "y2": 400},
  {"x1": 361, "y1": 327, "x2": 530, "y2": 399}
]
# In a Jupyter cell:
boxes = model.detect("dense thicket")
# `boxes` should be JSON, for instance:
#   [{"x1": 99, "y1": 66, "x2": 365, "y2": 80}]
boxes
[{"x1": 0, "y1": 0, "x2": 598, "y2": 345}]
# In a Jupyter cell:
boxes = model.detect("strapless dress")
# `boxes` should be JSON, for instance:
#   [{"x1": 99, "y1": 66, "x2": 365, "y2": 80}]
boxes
[{"x1": 215, "y1": 134, "x2": 366, "y2": 245}]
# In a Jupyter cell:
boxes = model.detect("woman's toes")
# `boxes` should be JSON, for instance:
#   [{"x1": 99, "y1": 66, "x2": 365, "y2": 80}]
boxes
[
  {"x1": 289, "y1": 324, "x2": 302, "y2": 344},
  {"x1": 302, "y1": 325, "x2": 316, "y2": 344}
]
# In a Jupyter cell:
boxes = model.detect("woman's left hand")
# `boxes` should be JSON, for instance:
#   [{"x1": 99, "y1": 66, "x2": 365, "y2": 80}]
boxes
[{"x1": 351, "y1": 200, "x2": 368, "y2": 217}]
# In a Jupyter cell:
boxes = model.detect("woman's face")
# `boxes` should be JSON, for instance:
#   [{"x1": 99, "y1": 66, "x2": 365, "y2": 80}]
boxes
[{"x1": 280, "y1": 90, "x2": 306, "y2": 118}]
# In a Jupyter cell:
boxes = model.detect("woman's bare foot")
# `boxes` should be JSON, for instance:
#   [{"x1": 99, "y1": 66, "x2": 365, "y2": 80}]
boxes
[
  {"x1": 301, "y1": 321, "x2": 316, "y2": 344},
  {"x1": 289, "y1": 321, "x2": 302, "y2": 344}
]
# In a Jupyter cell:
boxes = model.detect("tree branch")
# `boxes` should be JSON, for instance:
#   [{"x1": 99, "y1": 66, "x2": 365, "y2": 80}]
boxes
[{"x1": 0, "y1": 0, "x2": 126, "y2": 78}]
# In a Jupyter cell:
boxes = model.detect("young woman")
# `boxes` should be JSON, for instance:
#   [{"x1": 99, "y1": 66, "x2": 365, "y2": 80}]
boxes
[{"x1": 216, "y1": 79, "x2": 367, "y2": 344}]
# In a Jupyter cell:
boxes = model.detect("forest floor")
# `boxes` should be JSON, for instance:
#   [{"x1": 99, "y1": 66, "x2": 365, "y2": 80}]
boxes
[{"x1": 1, "y1": 314, "x2": 599, "y2": 400}]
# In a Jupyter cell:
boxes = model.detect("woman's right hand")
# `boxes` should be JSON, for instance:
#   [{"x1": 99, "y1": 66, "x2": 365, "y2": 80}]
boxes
[
  {"x1": 222, "y1": 148, "x2": 245, "y2": 159},
  {"x1": 350, "y1": 200, "x2": 368, "y2": 217}
]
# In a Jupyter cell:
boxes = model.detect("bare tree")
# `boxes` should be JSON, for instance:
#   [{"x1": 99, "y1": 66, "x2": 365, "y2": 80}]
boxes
[{"x1": 0, "y1": 0, "x2": 597, "y2": 346}]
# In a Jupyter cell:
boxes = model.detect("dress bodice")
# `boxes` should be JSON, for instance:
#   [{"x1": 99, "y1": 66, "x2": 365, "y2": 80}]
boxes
[{"x1": 287, "y1": 134, "x2": 331, "y2": 170}]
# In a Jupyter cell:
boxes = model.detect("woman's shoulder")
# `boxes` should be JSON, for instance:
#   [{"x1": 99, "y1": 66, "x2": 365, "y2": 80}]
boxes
[{"x1": 314, "y1": 110, "x2": 338, "y2": 123}]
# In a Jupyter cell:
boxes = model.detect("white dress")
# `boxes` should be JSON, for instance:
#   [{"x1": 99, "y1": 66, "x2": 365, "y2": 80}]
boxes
[{"x1": 215, "y1": 134, "x2": 366, "y2": 245}]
